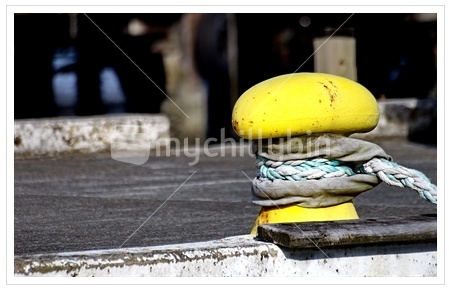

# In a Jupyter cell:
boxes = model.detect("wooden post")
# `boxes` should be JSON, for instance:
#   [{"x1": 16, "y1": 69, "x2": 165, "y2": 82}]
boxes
[{"x1": 313, "y1": 36, "x2": 357, "y2": 81}]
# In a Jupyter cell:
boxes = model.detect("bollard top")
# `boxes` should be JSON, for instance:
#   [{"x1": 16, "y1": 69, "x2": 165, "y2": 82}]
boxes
[{"x1": 232, "y1": 73, "x2": 379, "y2": 139}]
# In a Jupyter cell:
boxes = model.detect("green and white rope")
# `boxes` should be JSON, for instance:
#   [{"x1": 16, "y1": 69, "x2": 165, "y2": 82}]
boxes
[
  {"x1": 256, "y1": 156, "x2": 437, "y2": 204},
  {"x1": 360, "y1": 158, "x2": 437, "y2": 204}
]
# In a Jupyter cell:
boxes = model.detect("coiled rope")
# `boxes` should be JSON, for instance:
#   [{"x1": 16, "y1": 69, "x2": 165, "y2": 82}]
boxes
[{"x1": 256, "y1": 156, "x2": 437, "y2": 204}]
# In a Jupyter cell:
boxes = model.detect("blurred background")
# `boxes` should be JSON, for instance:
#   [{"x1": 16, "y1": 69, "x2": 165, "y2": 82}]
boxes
[{"x1": 14, "y1": 13, "x2": 437, "y2": 142}]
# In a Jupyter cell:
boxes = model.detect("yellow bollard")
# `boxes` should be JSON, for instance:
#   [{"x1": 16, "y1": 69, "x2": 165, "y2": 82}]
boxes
[
  {"x1": 250, "y1": 202, "x2": 359, "y2": 236},
  {"x1": 232, "y1": 73, "x2": 379, "y2": 139},
  {"x1": 232, "y1": 73, "x2": 379, "y2": 236}
]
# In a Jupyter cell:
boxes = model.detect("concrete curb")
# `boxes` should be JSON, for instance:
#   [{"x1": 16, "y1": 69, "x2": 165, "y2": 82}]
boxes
[
  {"x1": 352, "y1": 98, "x2": 437, "y2": 141},
  {"x1": 15, "y1": 215, "x2": 437, "y2": 277},
  {"x1": 14, "y1": 114, "x2": 171, "y2": 159},
  {"x1": 14, "y1": 234, "x2": 436, "y2": 277}
]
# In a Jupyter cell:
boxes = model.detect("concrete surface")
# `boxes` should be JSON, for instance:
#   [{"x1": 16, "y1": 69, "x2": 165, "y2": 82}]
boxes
[
  {"x1": 14, "y1": 232, "x2": 436, "y2": 277},
  {"x1": 14, "y1": 141, "x2": 437, "y2": 256}
]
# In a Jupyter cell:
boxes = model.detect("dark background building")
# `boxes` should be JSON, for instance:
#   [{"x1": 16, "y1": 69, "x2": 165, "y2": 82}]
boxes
[{"x1": 14, "y1": 13, "x2": 437, "y2": 140}]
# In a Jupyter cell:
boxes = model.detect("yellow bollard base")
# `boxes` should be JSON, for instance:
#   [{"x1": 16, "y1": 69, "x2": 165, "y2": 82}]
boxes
[{"x1": 250, "y1": 202, "x2": 359, "y2": 236}]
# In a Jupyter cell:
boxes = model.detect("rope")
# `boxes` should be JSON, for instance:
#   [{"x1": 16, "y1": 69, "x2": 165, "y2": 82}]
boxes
[
  {"x1": 360, "y1": 158, "x2": 437, "y2": 204},
  {"x1": 256, "y1": 156, "x2": 437, "y2": 204},
  {"x1": 256, "y1": 157, "x2": 356, "y2": 181}
]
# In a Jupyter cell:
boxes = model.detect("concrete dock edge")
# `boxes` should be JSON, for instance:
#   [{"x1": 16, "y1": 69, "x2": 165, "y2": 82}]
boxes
[
  {"x1": 14, "y1": 234, "x2": 436, "y2": 277},
  {"x1": 15, "y1": 216, "x2": 437, "y2": 277}
]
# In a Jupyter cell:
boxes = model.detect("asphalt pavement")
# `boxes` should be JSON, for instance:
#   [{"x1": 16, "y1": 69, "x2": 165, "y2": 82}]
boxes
[{"x1": 14, "y1": 139, "x2": 438, "y2": 256}]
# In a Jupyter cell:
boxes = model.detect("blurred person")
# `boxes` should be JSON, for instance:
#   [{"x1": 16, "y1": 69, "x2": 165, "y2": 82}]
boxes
[
  {"x1": 75, "y1": 13, "x2": 181, "y2": 116},
  {"x1": 194, "y1": 13, "x2": 233, "y2": 140},
  {"x1": 14, "y1": 13, "x2": 70, "y2": 119}
]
